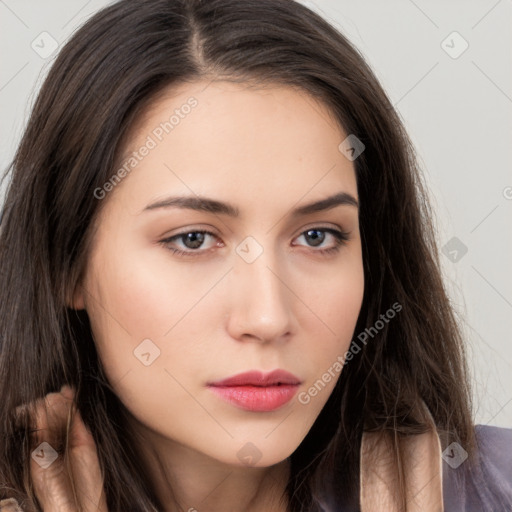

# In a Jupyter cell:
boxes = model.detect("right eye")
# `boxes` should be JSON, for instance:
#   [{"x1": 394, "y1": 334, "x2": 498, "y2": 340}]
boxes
[{"x1": 159, "y1": 230, "x2": 222, "y2": 257}]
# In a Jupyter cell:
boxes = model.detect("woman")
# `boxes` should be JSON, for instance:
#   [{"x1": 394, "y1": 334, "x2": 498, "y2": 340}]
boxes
[{"x1": 0, "y1": 0, "x2": 510, "y2": 511}]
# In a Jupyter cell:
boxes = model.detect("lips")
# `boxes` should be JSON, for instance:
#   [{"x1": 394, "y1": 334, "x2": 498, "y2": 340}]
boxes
[
  {"x1": 207, "y1": 370, "x2": 302, "y2": 412},
  {"x1": 208, "y1": 369, "x2": 301, "y2": 387}
]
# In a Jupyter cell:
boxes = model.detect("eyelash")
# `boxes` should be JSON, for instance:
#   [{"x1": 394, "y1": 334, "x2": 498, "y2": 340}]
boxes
[{"x1": 159, "y1": 227, "x2": 349, "y2": 258}]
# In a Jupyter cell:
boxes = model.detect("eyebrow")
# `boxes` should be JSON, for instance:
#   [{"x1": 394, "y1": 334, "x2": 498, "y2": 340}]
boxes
[{"x1": 143, "y1": 192, "x2": 358, "y2": 217}]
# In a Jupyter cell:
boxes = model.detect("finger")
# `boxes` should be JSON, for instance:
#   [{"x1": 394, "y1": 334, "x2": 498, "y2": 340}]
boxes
[
  {"x1": 28, "y1": 386, "x2": 108, "y2": 512},
  {"x1": 67, "y1": 404, "x2": 108, "y2": 512},
  {"x1": 29, "y1": 387, "x2": 77, "y2": 511}
]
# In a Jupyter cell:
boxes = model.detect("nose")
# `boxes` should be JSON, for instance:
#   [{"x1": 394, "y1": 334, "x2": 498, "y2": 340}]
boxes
[{"x1": 225, "y1": 246, "x2": 294, "y2": 345}]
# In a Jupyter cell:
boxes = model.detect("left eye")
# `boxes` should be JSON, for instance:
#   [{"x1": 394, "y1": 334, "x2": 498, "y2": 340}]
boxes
[
  {"x1": 294, "y1": 228, "x2": 347, "y2": 249},
  {"x1": 160, "y1": 227, "x2": 349, "y2": 257}
]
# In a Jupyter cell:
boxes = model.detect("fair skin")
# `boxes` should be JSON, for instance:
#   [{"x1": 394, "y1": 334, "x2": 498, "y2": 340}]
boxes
[{"x1": 31, "y1": 80, "x2": 364, "y2": 511}]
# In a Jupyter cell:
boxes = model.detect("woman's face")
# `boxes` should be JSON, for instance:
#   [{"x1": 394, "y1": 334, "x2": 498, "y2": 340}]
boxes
[{"x1": 74, "y1": 80, "x2": 364, "y2": 467}]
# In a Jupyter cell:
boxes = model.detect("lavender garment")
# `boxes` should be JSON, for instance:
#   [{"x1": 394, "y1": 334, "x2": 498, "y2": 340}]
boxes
[
  {"x1": 320, "y1": 424, "x2": 512, "y2": 512},
  {"x1": 443, "y1": 424, "x2": 512, "y2": 511}
]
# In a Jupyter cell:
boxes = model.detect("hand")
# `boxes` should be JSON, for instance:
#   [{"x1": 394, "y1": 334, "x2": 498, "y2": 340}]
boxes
[{"x1": 25, "y1": 385, "x2": 108, "y2": 512}]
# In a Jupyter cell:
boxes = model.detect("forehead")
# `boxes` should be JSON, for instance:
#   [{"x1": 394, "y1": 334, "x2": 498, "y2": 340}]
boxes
[{"x1": 107, "y1": 80, "x2": 358, "y2": 216}]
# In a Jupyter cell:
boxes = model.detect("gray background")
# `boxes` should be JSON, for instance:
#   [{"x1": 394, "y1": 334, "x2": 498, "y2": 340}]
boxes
[{"x1": 1, "y1": 0, "x2": 511, "y2": 427}]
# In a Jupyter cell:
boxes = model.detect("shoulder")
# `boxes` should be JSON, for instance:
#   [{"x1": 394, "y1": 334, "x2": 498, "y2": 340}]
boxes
[
  {"x1": 473, "y1": 424, "x2": 512, "y2": 486},
  {"x1": 443, "y1": 424, "x2": 512, "y2": 512},
  {"x1": 474, "y1": 424, "x2": 512, "y2": 462}
]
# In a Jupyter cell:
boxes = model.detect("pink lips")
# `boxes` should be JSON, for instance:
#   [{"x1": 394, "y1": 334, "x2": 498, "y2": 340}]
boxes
[{"x1": 207, "y1": 370, "x2": 301, "y2": 412}]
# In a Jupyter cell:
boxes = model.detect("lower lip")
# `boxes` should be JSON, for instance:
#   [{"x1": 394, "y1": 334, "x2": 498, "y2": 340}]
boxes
[{"x1": 208, "y1": 384, "x2": 299, "y2": 412}]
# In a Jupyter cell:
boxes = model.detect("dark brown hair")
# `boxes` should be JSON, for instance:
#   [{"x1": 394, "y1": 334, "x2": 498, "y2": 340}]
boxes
[{"x1": 0, "y1": 0, "x2": 479, "y2": 510}]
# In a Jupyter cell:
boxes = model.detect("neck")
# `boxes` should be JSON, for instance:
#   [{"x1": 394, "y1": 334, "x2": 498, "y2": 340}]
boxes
[{"x1": 128, "y1": 417, "x2": 290, "y2": 512}]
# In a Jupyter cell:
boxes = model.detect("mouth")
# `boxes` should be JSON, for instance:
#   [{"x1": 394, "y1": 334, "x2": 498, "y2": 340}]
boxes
[{"x1": 206, "y1": 370, "x2": 302, "y2": 412}]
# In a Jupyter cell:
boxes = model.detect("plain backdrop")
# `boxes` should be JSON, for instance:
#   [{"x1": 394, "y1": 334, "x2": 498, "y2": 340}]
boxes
[{"x1": 1, "y1": 0, "x2": 511, "y2": 428}]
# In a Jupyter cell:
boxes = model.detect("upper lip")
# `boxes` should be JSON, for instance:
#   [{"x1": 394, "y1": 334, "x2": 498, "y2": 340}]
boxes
[{"x1": 207, "y1": 370, "x2": 301, "y2": 387}]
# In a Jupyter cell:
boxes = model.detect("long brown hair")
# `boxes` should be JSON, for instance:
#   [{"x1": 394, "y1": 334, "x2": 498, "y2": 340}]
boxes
[{"x1": 1, "y1": 0, "x2": 477, "y2": 510}]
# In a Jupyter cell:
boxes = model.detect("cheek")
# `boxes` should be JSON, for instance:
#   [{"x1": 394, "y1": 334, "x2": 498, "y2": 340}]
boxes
[
  {"x1": 299, "y1": 255, "x2": 364, "y2": 369},
  {"x1": 87, "y1": 244, "x2": 215, "y2": 338},
  {"x1": 83, "y1": 244, "x2": 225, "y2": 381},
  {"x1": 306, "y1": 252, "x2": 364, "y2": 333},
  {"x1": 292, "y1": 263, "x2": 364, "y2": 414}
]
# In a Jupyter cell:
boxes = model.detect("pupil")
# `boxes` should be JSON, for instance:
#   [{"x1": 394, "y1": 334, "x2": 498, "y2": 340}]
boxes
[
  {"x1": 306, "y1": 229, "x2": 324, "y2": 247},
  {"x1": 183, "y1": 232, "x2": 204, "y2": 249}
]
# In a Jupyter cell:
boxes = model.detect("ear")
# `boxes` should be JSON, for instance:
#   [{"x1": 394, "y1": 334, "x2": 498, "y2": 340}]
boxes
[{"x1": 68, "y1": 282, "x2": 86, "y2": 310}]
